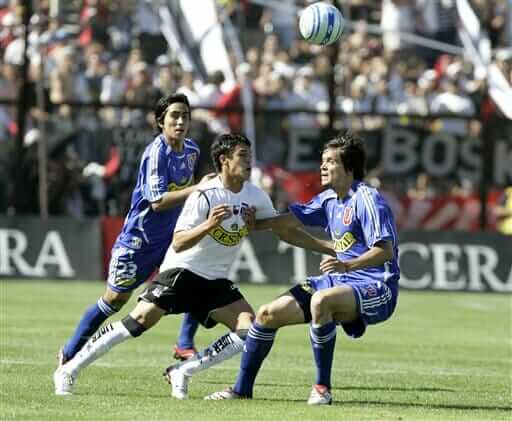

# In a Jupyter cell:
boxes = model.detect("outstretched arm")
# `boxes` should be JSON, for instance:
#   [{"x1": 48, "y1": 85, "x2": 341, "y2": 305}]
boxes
[
  {"x1": 275, "y1": 226, "x2": 335, "y2": 257},
  {"x1": 251, "y1": 212, "x2": 335, "y2": 257}
]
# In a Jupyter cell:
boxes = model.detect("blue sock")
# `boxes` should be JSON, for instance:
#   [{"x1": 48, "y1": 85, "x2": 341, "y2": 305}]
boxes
[
  {"x1": 233, "y1": 323, "x2": 277, "y2": 398},
  {"x1": 176, "y1": 313, "x2": 199, "y2": 349},
  {"x1": 310, "y1": 321, "x2": 337, "y2": 389},
  {"x1": 62, "y1": 298, "x2": 117, "y2": 359}
]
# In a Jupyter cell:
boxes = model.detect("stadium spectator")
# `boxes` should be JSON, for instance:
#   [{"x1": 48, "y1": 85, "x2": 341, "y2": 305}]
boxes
[
  {"x1": 1, "y1": 0, "x2": 511, "y2": 231},
  {"x1": 495, "y1": 187, "x2": 512, "y2": 235},
  {"x1": 55, "y1": 93, "x2": 215, "y2": 369},
  {"x1": 204, "y1": 132, "x2": 400, "y2": 405}
]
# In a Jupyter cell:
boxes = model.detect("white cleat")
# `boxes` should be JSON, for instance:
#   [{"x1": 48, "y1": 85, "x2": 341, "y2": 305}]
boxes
[
  {"x1": 307, "y1": 384, "x2": 332, "y2": 405},
  {"x1": 164, "y1": 365, "x2": 190, "y2": 400},
  {"x1": 204, "y1": 387, "x2": 246, "y2": 400},
  {"x1": 53, "y1": 368, "x2": 75, "y2": 396}
]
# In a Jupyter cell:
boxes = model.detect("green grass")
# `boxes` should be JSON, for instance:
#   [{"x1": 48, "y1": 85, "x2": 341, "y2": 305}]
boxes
[{"x1": 0, "y1": 281, "x2": 510, "y2": 420}]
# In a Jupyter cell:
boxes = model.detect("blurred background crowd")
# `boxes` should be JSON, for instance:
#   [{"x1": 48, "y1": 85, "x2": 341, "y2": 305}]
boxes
[{"x1": 1, "y1": 0, "x2": 511, "y2": 233}]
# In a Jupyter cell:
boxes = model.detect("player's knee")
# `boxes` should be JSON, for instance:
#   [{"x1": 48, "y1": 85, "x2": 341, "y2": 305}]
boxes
[
  {"x1": 236, "y1": 311, "x2": 254, "y2": 330},
  {"x1": 310, "y1": 291, "x2": 329, "y2": 313},
  {"x1": 256, "y1": 304, "x2": 279, "y2": 327},
  {"x1": 103, "y1": 291, "x2": 130, "y2": 310}
]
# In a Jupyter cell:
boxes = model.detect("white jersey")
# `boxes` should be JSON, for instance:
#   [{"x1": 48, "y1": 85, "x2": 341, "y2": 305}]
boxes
[{"x1": 160, "y1": 176, "x2": 277, "y2": 279}]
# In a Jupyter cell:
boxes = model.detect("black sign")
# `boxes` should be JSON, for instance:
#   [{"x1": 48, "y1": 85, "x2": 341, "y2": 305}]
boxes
[
  {"x1": 0, "y1": 216, "x2": 102, "y2": 280},
  {"x1": 228, "y1": 229, "x2": 510, "y2": 293}
]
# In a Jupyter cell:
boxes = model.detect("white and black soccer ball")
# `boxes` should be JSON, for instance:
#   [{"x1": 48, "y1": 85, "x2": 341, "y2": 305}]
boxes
[{"x1": 299, "y1": 2, "x2": 344, "y2": 45}]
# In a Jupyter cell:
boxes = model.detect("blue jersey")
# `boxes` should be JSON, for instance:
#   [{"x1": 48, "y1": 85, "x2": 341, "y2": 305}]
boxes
[
  {"x1": 289, "y1": 181, "x2": 400, "y2": 287},
  {"x1": 116, "y1": 134, "x2": 200, "y2": 251}
]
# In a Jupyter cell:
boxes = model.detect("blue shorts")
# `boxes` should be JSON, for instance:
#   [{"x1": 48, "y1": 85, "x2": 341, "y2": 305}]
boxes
[
  {"x1": 107, "y1": 243, "x2": 168, "y2": 292},
  {"x1": 289, "y1": 272, "x2": 398, "y2": 338}
]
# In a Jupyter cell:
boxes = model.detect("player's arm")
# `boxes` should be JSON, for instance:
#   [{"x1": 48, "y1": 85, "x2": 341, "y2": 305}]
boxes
[
  {"x1": 172, "y1": 204, "x2": 232, "y2": 252},
  {"x1": 320, "y1": 240, "x2": 393, "y2": 273},
  {"x1": 275, "y1": 226, "x2": 335, "y2": 257},
  {"x1": 252, "y1": 212, "x2": 335, "y2": 257},
  {"x1": 253, "y1": 212, "x2": 300, "y2": 231},
  {"x1": 151, "y1": 173, "x2": 216, "y2": 212}
]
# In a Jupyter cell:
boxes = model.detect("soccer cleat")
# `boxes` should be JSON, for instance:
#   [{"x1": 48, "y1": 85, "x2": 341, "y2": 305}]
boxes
[
  {"x1": 307, "y1": 384, "x2": 332, "y2": 405},
  {"x1": 163, "y1": 364, "x2": 191, "y2": 400},
  {"x1": 203, "y1": 387, "x2": 247, "y2": 400},
  {"x1": 53, "y1": 368, "x2": 75, "y2": 396},
  {"x1": 172, "y1": 345, "x2": 198, "y2": 361}
]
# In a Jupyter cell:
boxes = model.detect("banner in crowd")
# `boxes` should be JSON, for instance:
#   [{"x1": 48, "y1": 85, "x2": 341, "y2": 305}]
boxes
[
  {"x1": 287, "y1": 125, "x2": 512, "y2": 186},
  {"x1": 0, "y1": 216, "x2": 102, "y2": 280}
]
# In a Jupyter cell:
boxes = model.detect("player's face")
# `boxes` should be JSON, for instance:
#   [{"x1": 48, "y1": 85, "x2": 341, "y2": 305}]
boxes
[
  {"x1": 160, "y1": 102, "x2": 190, "y2": 143},
  {"x1": 224, "y1": 144, "x2": 252, "y2": 181},
  {"x1": 320, "y1": 147, "x2": 352, "y2": 191}
]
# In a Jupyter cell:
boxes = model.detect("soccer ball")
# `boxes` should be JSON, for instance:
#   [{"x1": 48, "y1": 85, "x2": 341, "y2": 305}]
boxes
[{"x1": 299, "y1": 2, "x2": 344, "y2": 45}]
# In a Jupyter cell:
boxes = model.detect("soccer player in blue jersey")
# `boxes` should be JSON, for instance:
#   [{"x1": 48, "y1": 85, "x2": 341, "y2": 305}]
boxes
[
  {"x1": 205, "y1": 132, "x2": 400, "y2": 405},
  {"x1": 53, "y1": 133, "x2": 336, "y2": 397},
  {"x1": 57, "y1": 93, "x2": 215, "y2": 365}
]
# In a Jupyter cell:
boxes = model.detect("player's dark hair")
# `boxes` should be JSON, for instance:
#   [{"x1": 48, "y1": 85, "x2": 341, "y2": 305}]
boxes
[
  {"x1": 154, "y1": 93, "x2": 190, "y2": 132},
  {"x1": 322, "y1": 131, "x2": 367, "y2": 180},
  {"x1": 211, "y1": 133, "x2": 251, "y2": 172}
]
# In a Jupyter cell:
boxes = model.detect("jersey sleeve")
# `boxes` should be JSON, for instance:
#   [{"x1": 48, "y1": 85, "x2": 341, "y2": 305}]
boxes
[
  {"x1": 253, "y1": 189, "x2": 278, "y2": 219},
  {"x1": 288, "y1": 191, "x2": 331, "y2": 228},
  {"x1": 142, "y1": 143, "x2": 170, "y2": 203},
  {"x1": 356, "y1": 188, "x2": 396, "y2": 248},
  {"x1": 174, "y1": 190, "x2": 209, "y2": 232}
]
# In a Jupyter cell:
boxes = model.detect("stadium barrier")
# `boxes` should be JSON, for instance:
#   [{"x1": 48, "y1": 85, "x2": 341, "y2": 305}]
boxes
[
  {"x1": 2, "y1": 217, "x2": 510, "y2": 293},
  {"x1": 0, "y1": 216, "x2": 102, "y2": 280}
]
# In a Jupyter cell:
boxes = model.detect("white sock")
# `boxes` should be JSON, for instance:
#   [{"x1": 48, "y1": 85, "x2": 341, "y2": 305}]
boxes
[
  {"x1": 63, "y1": 321, "x2": 132, "y2": 377},
  {"x1": 180, "y1": 331, "x2": 245, "y2": 376}
]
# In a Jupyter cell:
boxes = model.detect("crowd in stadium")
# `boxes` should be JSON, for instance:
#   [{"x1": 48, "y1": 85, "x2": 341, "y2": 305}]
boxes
[{"x1": 0, "y1": 0, "x2": 511, "y2": 231}]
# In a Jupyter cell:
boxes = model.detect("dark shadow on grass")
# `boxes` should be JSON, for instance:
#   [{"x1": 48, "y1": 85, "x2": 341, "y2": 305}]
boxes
[
  {"x1": 201, "y1": 379, "x2": 456, "y2": 393},
  {"x1": 83, "y1": 389, "x2": 512, "y2": 411},
  {"x1": 331, "y1": 400, "x2": 512, "y2": 411}
]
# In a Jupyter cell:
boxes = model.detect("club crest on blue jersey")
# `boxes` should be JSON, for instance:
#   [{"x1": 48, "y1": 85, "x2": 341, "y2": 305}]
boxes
[
  {"x1": 343, "y1": 206, "x2": 354, "y2": 225},
  {"x1": 187, "y1": 152, "x2": 197, "y2": 170}
]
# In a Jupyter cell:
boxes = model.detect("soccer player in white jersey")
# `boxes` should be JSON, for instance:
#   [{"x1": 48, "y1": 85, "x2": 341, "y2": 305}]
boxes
[
  {"x1": 53, "y1": 134, "x2": 335, "y2": 397},
  {"x1": 56, "y1": 93, "x2": 215, "y2": 368},
  {"x1": 205, "y1": 132, "x2": 400, "y2": 405}
]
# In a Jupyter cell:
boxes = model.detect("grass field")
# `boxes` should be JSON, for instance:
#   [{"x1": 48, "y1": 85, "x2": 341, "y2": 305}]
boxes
[{"x1": 0, "y1": 280, "x2": 510, "y2": 420}]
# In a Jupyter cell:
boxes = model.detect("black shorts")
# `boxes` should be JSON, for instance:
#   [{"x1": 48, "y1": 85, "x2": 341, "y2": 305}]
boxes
[
  {"x1": 138, "y1": 268, "x2": 244, "y2": 328},
  {"x1": 289, "y1": 281, "x2": 314, "y2": 323}
]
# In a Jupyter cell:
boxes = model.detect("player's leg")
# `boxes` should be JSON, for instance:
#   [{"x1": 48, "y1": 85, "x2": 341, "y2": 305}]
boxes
[
  {"x1": 173, "y1": 313, "x2": 199, "y2": 360},
  {"x1": 168, "y1": 298, "x2": 253, "y2": 379},
  {"x1": 165, "y1": 277, "x2": 252, "y2": 400},
  {"x1": 226, "y1": 293, "x2": 306, "y2": 399},
  {"x1": 60, "y1": 245, "x2": 148, "y2": 362},
  {"x1": 54, "y1": 300, "x2": 165, "y2": 395},
  {"x1": 61, "y1": 286, "x2": 131, "y2": 363},
  {"x1": 307, "y1": 284, "x2": 358, "y2": 405}
]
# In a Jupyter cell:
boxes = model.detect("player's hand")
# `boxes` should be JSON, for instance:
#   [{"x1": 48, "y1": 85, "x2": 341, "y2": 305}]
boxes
[
  {"x1": 198, "y1": 172, "x2": 217, "y2": 185},
  {"x1": 319, "y1": 256, "x2": 346, "y2": 274},
  {"x1": 242, "y1": 206, "x2": 256, "y2": 231},
  {"x1": 208, "y1": 204, "x2": 232, "y2": 228}
]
